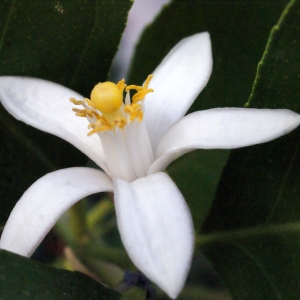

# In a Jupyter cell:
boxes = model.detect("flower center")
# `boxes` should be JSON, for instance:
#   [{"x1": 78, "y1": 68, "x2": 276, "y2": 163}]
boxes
[{"x1": 70, "y1": 75, "x2": 153, "y2": 136}]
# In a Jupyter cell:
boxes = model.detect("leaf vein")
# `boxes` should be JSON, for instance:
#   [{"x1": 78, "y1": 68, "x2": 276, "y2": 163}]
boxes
[
  {"x1": 265, "y1": 140, "x2": 300, "y2": 223},
  {"x1": 0, "y1": 0, "x2": 17, "y2": 53},
  {"x1": 230, "y1": 240, "x2": 283, "y2": 300}
]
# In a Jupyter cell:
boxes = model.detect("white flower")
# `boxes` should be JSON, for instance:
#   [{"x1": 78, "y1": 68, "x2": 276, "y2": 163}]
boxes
[{"x1": 0, "y1": 32, "x2": 299, "y2": 299}]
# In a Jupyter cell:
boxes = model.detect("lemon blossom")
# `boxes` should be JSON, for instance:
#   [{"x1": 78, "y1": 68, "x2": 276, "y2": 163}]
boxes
[{"x1": 0, "y1": 32, "x2": 300, "y2": 299}]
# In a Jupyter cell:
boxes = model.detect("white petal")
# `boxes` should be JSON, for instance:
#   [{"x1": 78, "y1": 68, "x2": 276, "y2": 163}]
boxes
[
  {"x1": 144, "y1": 32, "x2": 212, "y2": 147},
  {"x1": 123, "y1": 120, "x2": 154, "y2": 179},
  {"x1": 0, "y1": 76, "x2": 108, "y2": 171},
  {"x1": 148, "y1": 108, "x2": 300, "y2": 174},
  {"x1": 0, "y1": 167, "x2": 113, "y2": 257},
  {"x1": 114, "y1": 172, "x2": 194, "y2": 299},
  {"x1": 99, "y1": 129, "x2": 137, "y2": 182}
]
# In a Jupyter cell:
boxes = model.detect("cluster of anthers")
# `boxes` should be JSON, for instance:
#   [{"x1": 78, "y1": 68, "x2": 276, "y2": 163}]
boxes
[{"x1": 70, "y1": 75, "x2": 154, "y2": 136}]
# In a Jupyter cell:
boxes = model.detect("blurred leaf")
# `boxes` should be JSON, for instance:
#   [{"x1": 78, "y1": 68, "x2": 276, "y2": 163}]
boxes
[
  {"x1": 129, "y1": 0, "x2": 289, "y2": 229},
  {"x1": 0, "y1": 250, "x2": 121, "y2": 299},
  {"x1": 0, "y1": 0, "x2": 132, "y2": 225},
  {"x1": 201, "y1": 0, "x2": 300, "y2": 299}
]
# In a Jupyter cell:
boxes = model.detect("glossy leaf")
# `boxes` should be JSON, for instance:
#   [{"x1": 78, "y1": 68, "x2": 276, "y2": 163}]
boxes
[
  {"x1": 128, "y1": 0, "x2": 290, "y2": 229},
  {"x1": 0, "y1": 0, "x2": 132, "y2": 94},
  {"x1": 200, "y1": 227, "x2": 300, "y2": 300},
  {"x1": 0, "y1": 0, "x2": 132, "y2": 225},
  {"x1": 0, "y1": 250, "x2": 121, "y2": 299},
  {"x1": 201, "y1": 1, "x2": 300, "y2": 299}
]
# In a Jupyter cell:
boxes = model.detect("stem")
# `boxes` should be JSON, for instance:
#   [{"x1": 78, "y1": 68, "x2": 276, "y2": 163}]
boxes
[
  {"x1": 87, "y1": 198, "x2": 114, "y2": 230},
  {"x1": 69, "y1": 201, "x2": 88, "y2": 242},
  {"x1": 196, "y1": 222, "x2": 300, "y2": 248}
]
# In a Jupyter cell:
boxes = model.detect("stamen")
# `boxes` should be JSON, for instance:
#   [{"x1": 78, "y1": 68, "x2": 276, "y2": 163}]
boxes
[
  {"x1": 124, "y1": 103, "x2": 143, "y2": 121},
  {"x1": 87, "y1": 117, "x2": 112, "y2": 136},
  {"x1": 84, "y1": 98, "x2": 94, "y2": 107},
  {"x1": 72, "y1": 106, "x2": 103, "y2": 120},
  {"x1": 70, "y1": 97, "x2": 95, "y2": 109},
  {"x1": 116, "y1": 79, "x2": 126, "y2": 93},
  {"x1": 114, "y1": 117, "x2": 127, "y2": 129},
  {"x1": 72, "y1": 108, "x2": 94, "y2": 118},
  {"x1": 126, "y1": 74, "x2": 154, "y2": 103},
  {"x1": 70, "y1": 98, "x2": 85, "y2": 106}
]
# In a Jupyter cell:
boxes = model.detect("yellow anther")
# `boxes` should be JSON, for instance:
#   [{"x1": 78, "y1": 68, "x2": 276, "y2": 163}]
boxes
[
  {"x1": 116, "y1": 79, "x2": 126, "y2": 93},
  {"x1": 84, "y1": 98, "x2": 94, "y2": 107},
  {"x1": 90, "y1": 81, "x2": 123, "y2": 114},
  {"x1": 72, "y1": 107, "x2": 93, "y2": 118},
  {"x1": 70, "y1": 97, "x2": 95, "y2": 109},
  {"x1": 114, "y1": 117, "x2": 127, "y2": 129},
  {"x1": 70, "y1": 98, "x2": 85, "y2": 106},
  {"x1": 143, "y1": 74, "x2": 154, "y2": 90},
  {"x1": 72, "y1": 105, "x2": 102, "y2": 120},
  {"x1": 87, "y1": 117, "x2": 112, "y2": 136},
  {"x1": 126, "y1": 74, "x2": 154, "y2": 103},
  {"x1": 124, "y1": 103, "x2": 143, "y2": 121}
]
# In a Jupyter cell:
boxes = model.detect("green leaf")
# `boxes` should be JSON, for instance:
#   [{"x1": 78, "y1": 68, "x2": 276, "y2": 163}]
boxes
[
  {"x1": 199, "y1": 226, "x2": 300, "y2": 300},
  {"x1": 201, "y1": 1, "x2": 300, "y2": 299},
  {"x1": 0, "y1": 0, "x2": 132, "y2": 225},
  {"x1": 128, "y1": 0, "x2": 289, "y2": 229},
  {"x1": 0, "y1": 250, "x2": 121, "y2": 299},
  {"x1": 247, "y1": 0, "x2": 300, "y2": 110},
  {"x1": 0, "y1": 0, "x2": 132, "y2": 94},
  {"x1": 167, "y1": 150, "x2": 228, "y2": 231}
]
